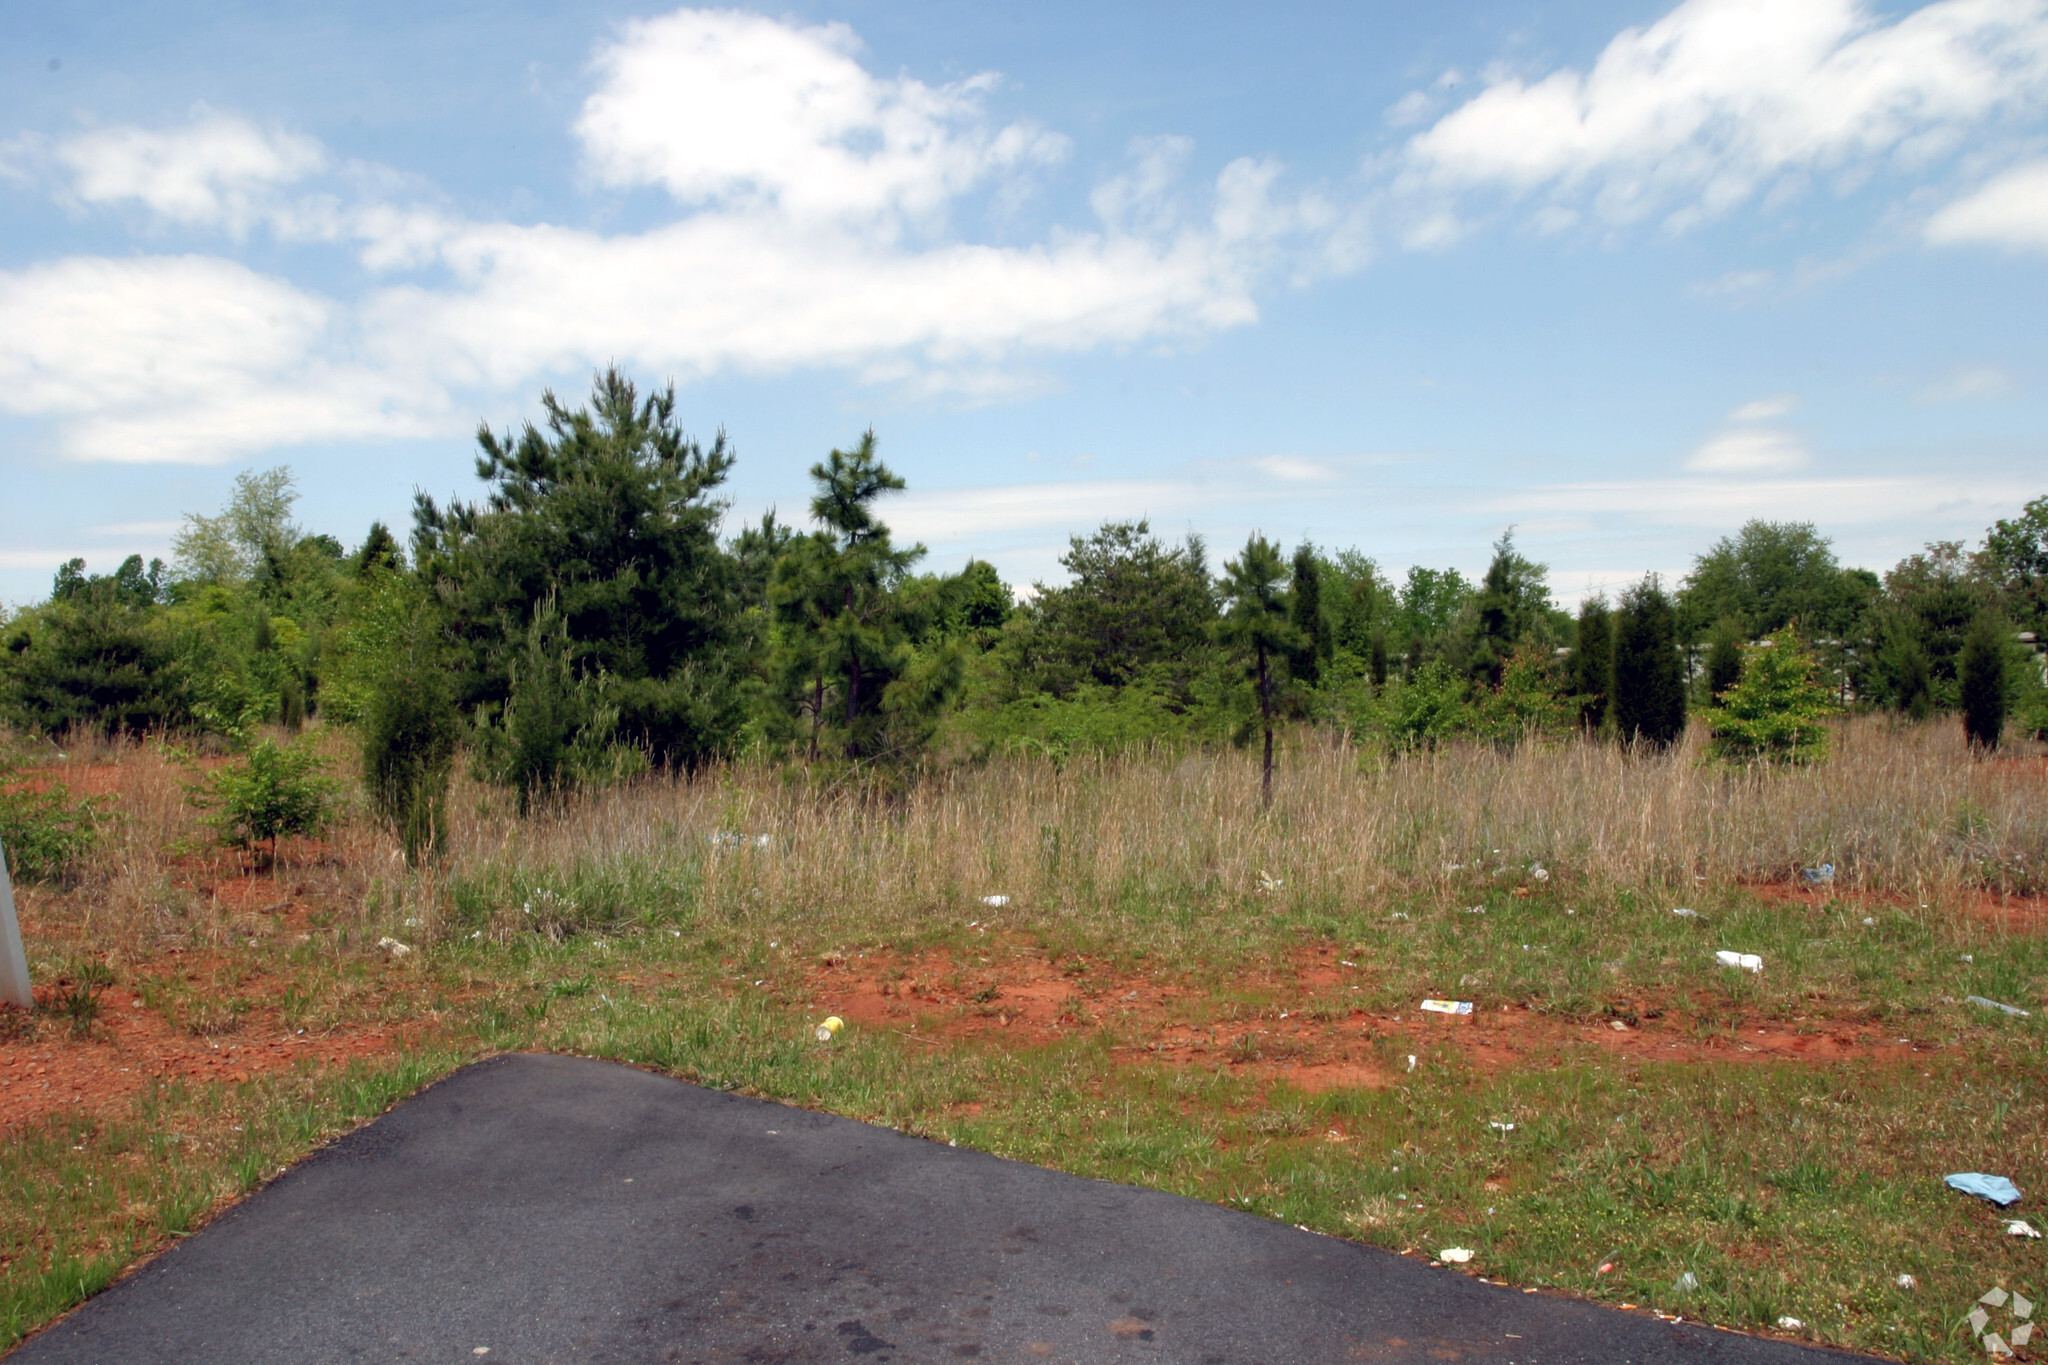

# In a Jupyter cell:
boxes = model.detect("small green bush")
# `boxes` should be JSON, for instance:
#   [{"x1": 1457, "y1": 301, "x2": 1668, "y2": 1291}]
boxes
[
  {"x1": 0, "y1": 780, "x2": 102, "y2": 883},
  {"x1": 202, "y1": 738, "x2": 339, "y2": 864},
  {"x1": 1699, "y1": 627, "x2": 1838, "y2": 764}
]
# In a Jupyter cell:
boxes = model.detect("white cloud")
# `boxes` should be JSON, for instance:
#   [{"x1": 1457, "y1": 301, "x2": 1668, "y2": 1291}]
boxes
[
  {"x1": 1384, "y1": 91, "x2": 1438, "y2": 128},
  {"x1": 1915, "y1": 363, "x2": 2020, "y2": 401},
  {"x1": 1926, "y1": 158, "x2": 2048, "y2": 247},
  {"x1": 56, "y1": 109, "x2": 324, "y2": 232},
  {"x1": 1488, "y1": 474, "x2": 2030, "y2": 525},
  {"x1": 0, "y1": 255, "x2": 446, "y2": 462},
  {"x1": 575, "y1": 10, "x2": 1067, "y2": 234},
  {"x1": 0, "y1": 10, "x2": 1338, "y2": 461},
  {"x1": 1402, "y1": 0, "x2": 2048, "y2": 230},
  {"x1": 892, "y1": 478, "x2": 1208, "y2": 543},
  {"x1": 1250, "y1": 455, "x2": 1337, "y2": 482},
  {"x1": 1685, "y1": 426, "x2": 1810, "y2": 473},
  {"x1": 1727, "y1": 392, "x2": 1799, "y2": 421}
]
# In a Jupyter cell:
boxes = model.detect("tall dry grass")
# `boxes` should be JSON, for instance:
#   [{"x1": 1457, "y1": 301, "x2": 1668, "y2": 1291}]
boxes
[
  {"x1": 12, "y1": 731, "x2": 393, "y2": 955},
  {"x1": 18, "y1": 714, "x2": 2042, "y2": 955},
  {"x1": 429, "y1": 715, "x2": 2045, "y2": 946}
]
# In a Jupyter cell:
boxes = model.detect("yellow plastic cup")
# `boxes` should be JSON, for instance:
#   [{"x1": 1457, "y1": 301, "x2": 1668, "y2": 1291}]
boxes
[{"x1": 815, "y1": 1016, "x2": 844, "y2": 1042}]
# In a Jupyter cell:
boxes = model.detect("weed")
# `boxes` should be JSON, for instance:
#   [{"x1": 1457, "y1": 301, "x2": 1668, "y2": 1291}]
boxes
[{"x1": 42, "y1": 961, "x2": 113, "y2": 1037}]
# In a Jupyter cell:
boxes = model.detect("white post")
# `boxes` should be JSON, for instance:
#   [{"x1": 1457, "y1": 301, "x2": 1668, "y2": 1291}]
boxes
[{"x1": 0, "y1": 839, "x2": 31, "y2": 1010}]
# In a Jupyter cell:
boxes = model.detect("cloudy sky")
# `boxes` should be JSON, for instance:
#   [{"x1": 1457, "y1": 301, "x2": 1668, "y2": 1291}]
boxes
[{"x1": 4, "y1": 0, "x2": 2047, "y2": 606}]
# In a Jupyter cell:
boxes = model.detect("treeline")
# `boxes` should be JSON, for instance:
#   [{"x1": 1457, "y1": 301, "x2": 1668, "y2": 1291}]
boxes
[{"x1": 5, "y1": 369, "x2": 2046, "y2": 819}]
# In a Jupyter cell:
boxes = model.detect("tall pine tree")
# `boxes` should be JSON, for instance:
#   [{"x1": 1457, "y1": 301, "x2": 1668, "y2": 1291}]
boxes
[
  {"x1": 1959, "y1": 610, "x2": 2008, "y2": 750},
  {"x1": 1571, "y1": 597, "x2": 1613, "y2": 732},
  {"x1": 1612, "y1": 577, "x2": 1686, "y2": 750},
  {"x1": 1220, "y1": 535, "x2": 1303, "y2": 808}
]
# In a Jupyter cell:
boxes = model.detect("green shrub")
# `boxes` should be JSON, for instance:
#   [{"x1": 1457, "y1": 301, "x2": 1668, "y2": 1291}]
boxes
[
  {"x1": 201, "y1": 738, "x2": 339, "y2": 864},
  {"x1": 360, "y1": 616, "x2": 460, "y2": 866},
  {"x1": 1378, "y1": 660, "x2": 1472, "y2": 749},
  {"x1": 0, "y1": 780, "x2": 102, "y2": 883},
  {"x1": 1698, "y1": 627, "x2": 1838, "y2": 764}
]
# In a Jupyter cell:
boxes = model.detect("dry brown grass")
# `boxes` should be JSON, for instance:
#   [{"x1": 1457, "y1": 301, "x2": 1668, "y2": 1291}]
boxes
[{"x1": 420, "y1": 713, "x2": 2045, "y2": 945}]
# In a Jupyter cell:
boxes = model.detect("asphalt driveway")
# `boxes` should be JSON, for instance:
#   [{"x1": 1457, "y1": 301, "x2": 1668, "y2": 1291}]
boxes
[{"x1": 7, "y1": 1053, "x2": 1868, "y2": 1364}]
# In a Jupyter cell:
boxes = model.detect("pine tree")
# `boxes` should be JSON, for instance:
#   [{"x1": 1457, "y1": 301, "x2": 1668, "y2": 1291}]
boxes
[
  {"x1": 767, "y1": 432, "x2": 954, "y2": 761},
  {"x1": 1959, "y1": 610, "x2": 2008, "y2": 750},
  {"x1": 1220, "y1": 535, "x2": 1303, "y2": 808},
  {"x1": 1289, "y1": 545, "x2": 1331, "y2": 688},
  {"x1": 413, "y1": 369, "x2": 742, "y2": 771},
  {"x1": 1703, "y1": 615, "x2": 1744, "y2": 701},
  {"x1": 1571, "y1": 598, "x2": 1613, "y2": 732},
  {"x1": 1612, "y1": 577, "x2": 1686, "y2": 750}
]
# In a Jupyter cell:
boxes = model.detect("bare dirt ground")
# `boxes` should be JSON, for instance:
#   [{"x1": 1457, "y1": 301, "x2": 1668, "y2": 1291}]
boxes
[
  {"x1": 1, "y1": 973, "x2": 416, "y2": 1134},
  {"x1": 803, "y1": 942, "x2": 1943, "y2": 1095}
]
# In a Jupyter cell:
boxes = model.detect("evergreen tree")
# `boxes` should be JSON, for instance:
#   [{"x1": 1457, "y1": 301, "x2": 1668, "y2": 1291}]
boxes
[
  {"x1": 1703, "y1": 615, "x2": 1745, "y2": 701},
  {"x1": 766, "y1": 432, "x2": 955, "y2": 760},
  {"x1": 1699, "y1": 626, "x2": 1837, "y2": 764},
  {"x1": 412, "y1": 369, "x2": 743, "y2": 770},
  {"x1": 1014, "y1": 521, "x2": 1215, "y2": 699},
  {"x1": 1894, "y1": 636, "x2": 1933, "y2": 720},
  {"x1": 1468, "y1": 534, "x2": 1521, "y2": 686},
  {"x1": 1570, "y1": 597, "x2": 1613, "y2": 732},
  {"x1": 1612, "y1": 577, "x2": 1685, "y2": 750},
  {"x1": 1289, "y1": 544, "x2": 1331, "y2": 688},
  {"x1": 1219, "y1": 535, "x2": 1303, "y2": 808},
  {"x1": 1368, "y1": 630, "x2": 1390, "y2": 689},
  {"x1": 348, "y1": 522, "x2": 404, "y2": 577},
  {"x1": 1959, "y1": 610, "x2": 2008, "y2": 750},
  {"x1": 361, "y1": 606, "x2": 460, "y2": 863},
  {"x1": 1, "y1": 569, "x2": 187, "y2": 736}
]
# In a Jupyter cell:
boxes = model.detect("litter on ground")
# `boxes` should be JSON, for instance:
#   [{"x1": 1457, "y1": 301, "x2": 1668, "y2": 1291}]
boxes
[
  {"x1": 1945, "y1": 1173, "x2": 2023, "y2": 1207},
  {"x1": 1965, "y1": 995, "x2": 2033, "y2": 1017},
  {"x1": 1714, "y1": 950, "x2": 1764, "y2": 973},
  {"x1": 1673, "y1": 1272, "x2": 1699, "y2": 1292},
  {"x1": 813, "y1": 1016, "x2": 844, "y2": 1042},
  {"x1": 2008, "y1": 1220, "x2": 2042, "y2": 1238},
  {"x1": 979, "y1": 895, "x2": 1010, "y2": 908},
  {"x1": 1777, "y1": 1317, "x2": 1803, "y2": 1329},
  {"x1": 1438, "y1": 1247, "x2": 1474, "y2": 1264},
  {"x1": 1671, "y1": 907, "x2": 1699, "y2": 918},
  {"x1": 1802, "y1": 864, "x2": 1835, "y2": 884},
  {"x1": 1420, "y1": 999, "x2": 1474, "y2": 1015},
  {"x1": 376, "y1": 937, "x2": 413, "y2": 958}
]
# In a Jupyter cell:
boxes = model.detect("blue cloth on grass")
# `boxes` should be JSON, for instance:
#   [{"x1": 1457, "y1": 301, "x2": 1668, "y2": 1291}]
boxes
[{"x1": 1946, "y1": 1173, "x2": 2022, "y2": 1207}]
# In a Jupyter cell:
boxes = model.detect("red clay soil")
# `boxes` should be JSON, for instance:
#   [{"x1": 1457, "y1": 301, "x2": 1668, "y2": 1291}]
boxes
[
  {"x1": 0, "y1": 973, "x2": 414, "y2": 1136},
  {"x1": 1744, "y1": 879, "x2": 2048, "y2": 930},
  {"x1": 804, "y1": 945, "x2": 1940, "y2": 1094}
]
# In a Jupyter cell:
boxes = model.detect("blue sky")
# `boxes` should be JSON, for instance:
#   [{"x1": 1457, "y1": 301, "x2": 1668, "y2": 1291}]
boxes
[{"x1": 4, "y1": 0, "x2": 2047, "y2": 607}]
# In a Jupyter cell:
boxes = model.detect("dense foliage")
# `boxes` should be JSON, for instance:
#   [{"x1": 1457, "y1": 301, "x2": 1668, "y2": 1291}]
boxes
[{"x1": 3, "y1": 372, "x2": 2043, "y2": 814}]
